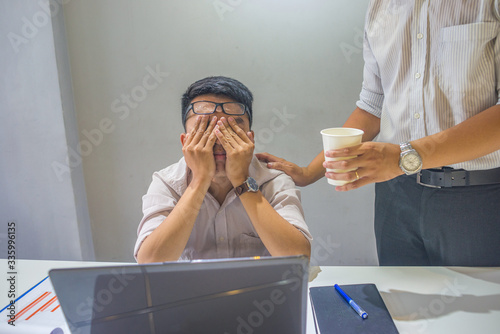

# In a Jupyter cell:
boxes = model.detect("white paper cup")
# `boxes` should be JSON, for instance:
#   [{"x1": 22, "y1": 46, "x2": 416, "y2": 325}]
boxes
[{"x1": 321, "y1": 127, "x2": 364, "y2": 186}]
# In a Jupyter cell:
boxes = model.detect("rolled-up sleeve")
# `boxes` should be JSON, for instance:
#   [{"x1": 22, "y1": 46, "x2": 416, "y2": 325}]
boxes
[
  {"x1": 496, "y1": 26, "x2": 500, "y2": 103},
  {"x1": 260, "y1": 173, "x2": 312, "y2": 242},
  {"x1": 356, "y1": 29, "x2": 384, "y2": 118},
  {"x1": 494, "y1": 0, "x2": 500, "y2": 104},
  {"x1": 133, "y1": 172, "x2": 180, "y2": 260}
]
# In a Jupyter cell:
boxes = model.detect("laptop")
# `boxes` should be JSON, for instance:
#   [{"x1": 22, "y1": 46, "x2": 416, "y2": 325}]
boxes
[{"x1": 49, "y1": 255, "x2": 309, "y2": 334}]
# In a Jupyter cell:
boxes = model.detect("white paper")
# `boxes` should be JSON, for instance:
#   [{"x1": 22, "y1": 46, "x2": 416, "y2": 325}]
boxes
[{"x1": 0, "y1": 277, "x2": 70, "y2": 334}]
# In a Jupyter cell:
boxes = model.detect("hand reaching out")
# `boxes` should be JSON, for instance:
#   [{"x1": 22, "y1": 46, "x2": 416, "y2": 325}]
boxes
[{"x1": 256, "y1": 152, "x2": 312, "y2": 187}]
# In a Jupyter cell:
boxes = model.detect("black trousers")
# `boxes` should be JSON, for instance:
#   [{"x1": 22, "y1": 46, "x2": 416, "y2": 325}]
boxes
[{"x1": 375, "y1": 174, "x2": 500, "y2": 266}]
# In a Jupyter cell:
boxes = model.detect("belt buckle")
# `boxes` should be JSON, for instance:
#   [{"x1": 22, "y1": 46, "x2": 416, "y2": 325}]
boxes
[{"x1": 416, "y1": 171, "x2": 442, "y2": 189}]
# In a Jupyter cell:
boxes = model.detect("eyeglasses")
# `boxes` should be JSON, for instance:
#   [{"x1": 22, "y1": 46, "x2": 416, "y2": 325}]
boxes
[{"x1": 186, "y1": 101, "x2": 248, "y2": 117}]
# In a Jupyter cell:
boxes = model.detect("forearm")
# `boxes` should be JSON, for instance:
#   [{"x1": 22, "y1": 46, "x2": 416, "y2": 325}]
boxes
[
  {"x1": 304, "y1": 152, "x2": 328, "y2": 185},
  {"x1": 137, "y1": 180, "x2": 209, "y2": 263},
  {"x1": 305, "y1": 107, "x2": 381, "y2": 184},
  {"x1": 343, "y1": 107, "x2": 381, "y2": 142},
  {"x1": 413, "y1": 104, "x2": 500, "y2": 169},
  {"x1": 238, "y1": 191, "x2": 311, "y2": 258}
]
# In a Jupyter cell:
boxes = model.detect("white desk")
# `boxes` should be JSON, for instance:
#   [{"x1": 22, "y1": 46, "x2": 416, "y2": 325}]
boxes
[
  {"x1": 309, "y1": 266, "x2": 500, "y2": 334},
  {"x1": 1, "y1": 260, "x2": 499, "y2": 333}
]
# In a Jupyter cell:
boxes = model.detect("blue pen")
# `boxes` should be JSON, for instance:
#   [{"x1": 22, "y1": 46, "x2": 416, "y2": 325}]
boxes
[{"x1": 334, "y1": 284, "x2": 368, "y2": 319}]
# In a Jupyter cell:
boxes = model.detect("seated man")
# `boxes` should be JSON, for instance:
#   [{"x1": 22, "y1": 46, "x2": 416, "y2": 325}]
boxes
[{"x1": 135, "y1": 76, "x2": 311, "y2": 263}]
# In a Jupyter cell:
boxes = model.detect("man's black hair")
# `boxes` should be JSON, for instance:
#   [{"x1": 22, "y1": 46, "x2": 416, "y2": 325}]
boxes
[{"x1": 181, "y1": 76, "x2": 253, "y2": 131}]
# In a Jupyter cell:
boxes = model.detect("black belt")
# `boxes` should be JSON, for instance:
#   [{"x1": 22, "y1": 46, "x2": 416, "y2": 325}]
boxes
[{"x1": 416, "y1": 167, "x2": 500, "y2": 188}]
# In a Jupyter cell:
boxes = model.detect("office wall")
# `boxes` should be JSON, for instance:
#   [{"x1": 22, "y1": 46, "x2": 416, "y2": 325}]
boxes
[
  {"x1": 60, "y1": 0, "x2": 377, "y2": 265},
  {"x1": 0, "y1": 0, "x2": 94, "y2": 260}
]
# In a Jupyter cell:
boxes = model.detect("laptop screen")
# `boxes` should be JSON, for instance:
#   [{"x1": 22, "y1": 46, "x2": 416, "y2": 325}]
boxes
[{"x1": 49, "y1": 256, "x2": 309, "y2": 334}]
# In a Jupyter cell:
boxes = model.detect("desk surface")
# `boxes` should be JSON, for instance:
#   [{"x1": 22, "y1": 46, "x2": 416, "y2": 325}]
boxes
[{"x1": 1, "y1": 260, "x2": 499, "y2": 334}]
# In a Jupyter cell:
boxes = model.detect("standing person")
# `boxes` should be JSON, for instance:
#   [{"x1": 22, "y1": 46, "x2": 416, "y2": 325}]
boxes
[
  {"x1": 135, "y1": 76, "x2": 311, "y2": 263},
  {"x1": 258, "y1": 0, "x2": 500, "y2": 266}
]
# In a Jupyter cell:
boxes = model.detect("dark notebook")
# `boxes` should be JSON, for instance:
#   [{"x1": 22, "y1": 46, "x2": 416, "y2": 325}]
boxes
[{"x1": 309, "y1": 284, "x2": 399, "y2": 334}]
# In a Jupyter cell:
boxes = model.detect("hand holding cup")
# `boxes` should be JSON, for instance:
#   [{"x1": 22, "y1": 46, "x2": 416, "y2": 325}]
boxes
[{"x1": 321, "y1": 127, "x2": 364, "y2": 186}]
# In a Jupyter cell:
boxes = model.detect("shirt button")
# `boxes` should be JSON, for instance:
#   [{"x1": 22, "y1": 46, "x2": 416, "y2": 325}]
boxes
[
  {"x1": 219, "y1": 237, "x2": 225, "y2": 242},
  {"x1": 414, "y1": 113, "x2": 421, "y2": 119},
  {"x1": 417, "y1": 33, "x2": 423, "y2": 39},
  {"x1": 415, "y1": 72, "x2": 421, "y2": 79}
]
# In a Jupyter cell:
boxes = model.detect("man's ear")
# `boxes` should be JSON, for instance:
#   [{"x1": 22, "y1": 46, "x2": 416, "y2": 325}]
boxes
[
  {"x1": 180, "y1": 133, "x2": 187, "y2": 146},
  {"x1": 248, "y1": 130, "x2": 255, "y2": 143}
]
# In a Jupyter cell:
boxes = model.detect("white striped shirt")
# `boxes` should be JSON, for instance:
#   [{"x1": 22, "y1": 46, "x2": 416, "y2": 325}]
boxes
[
  {"x1": 134, "y1": 157, "x2": 311, "y2": 261},
  {"x1": 356, "y1": 0, "x2": 500, "y2": 170}
]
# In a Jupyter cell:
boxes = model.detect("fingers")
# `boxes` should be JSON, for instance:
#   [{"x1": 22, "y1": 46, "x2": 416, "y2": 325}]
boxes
[
  {"x1": 323, "y1": 142, "x2": 403, "y2": 191},
  {"x1": 254, "y1": 152, "x2": 294, "y2": 172},
  {"x1": 324, "y1": 160, "x2": 358, "y2": 171},
  {"x1": 205, "y1": 123, "x2": 218, "y2": 148},
  {"x1": 215, "y1": 117, "x2": 244, "y2": 149},
  {"x1": 214, "y1": 125, "x2": 233, "y2": 150},
  {"x1": 198, "y1": 116, "x2": 218, "y2": 147},
  {"x1": 185, "y1": 115, "x2": 217, "y2": 148},
  {"x1": 195, "y1": 115, "x2": 211, "y2": 143},
  {"x1": 325, "y1": 169, "x2": 361, "y2": 181},
  {"x1": 264, "y1": 161, "x2": 289, "y2": 172},
  {"x1": 323, "y1": 145, "x2": 363, "y2": 172},
  {"x1": 255, "y1": 152, "x2": 285, "y2": 163},
  {"x1": 324, "y1": 168, "x2": 364, "y2": 191},
  {"x1": 325, "y1": 144, "x2": 363, "y2": 158},
  {"x1": 335, "y1": 173, "x2": 371, "y2": 192},
  {"x1": 183, "y1": 115, "x2": 202, "y2": 146},
  {"x1": 227, "y1": 117, "x2": 252, "y2": 144},
  {"x1": 247, "y1": 131, "x2": 255, "y2": 143}
]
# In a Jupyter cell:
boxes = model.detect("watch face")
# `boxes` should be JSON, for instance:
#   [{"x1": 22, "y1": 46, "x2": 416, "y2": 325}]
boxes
[
  {"x1": 402, "y1": 153, "x2": 422, "y2": 171},
  {"x1": 247, "y1": 177, "x2": 259, "y2": 192}
]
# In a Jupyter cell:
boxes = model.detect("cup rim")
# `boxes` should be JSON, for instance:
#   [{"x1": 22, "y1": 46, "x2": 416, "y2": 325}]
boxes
[{"x1": 320, "y1": 127, "x2": 364, "y2": 137}]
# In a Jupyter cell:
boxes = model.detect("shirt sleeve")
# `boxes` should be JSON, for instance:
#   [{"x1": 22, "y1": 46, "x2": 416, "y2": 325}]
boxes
[
  {"x1": 356, "y1": 25, "x2": 385, "y2": 117},
  {"x1": 133, "y1": 172, "x2": 180, "y2": 261},
  {"x1": 260, "y1": 173, "x2": 313, "y2": 242},
  {"x1": 495, "y1": 6, "x2": 500, "y2": 104}
]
